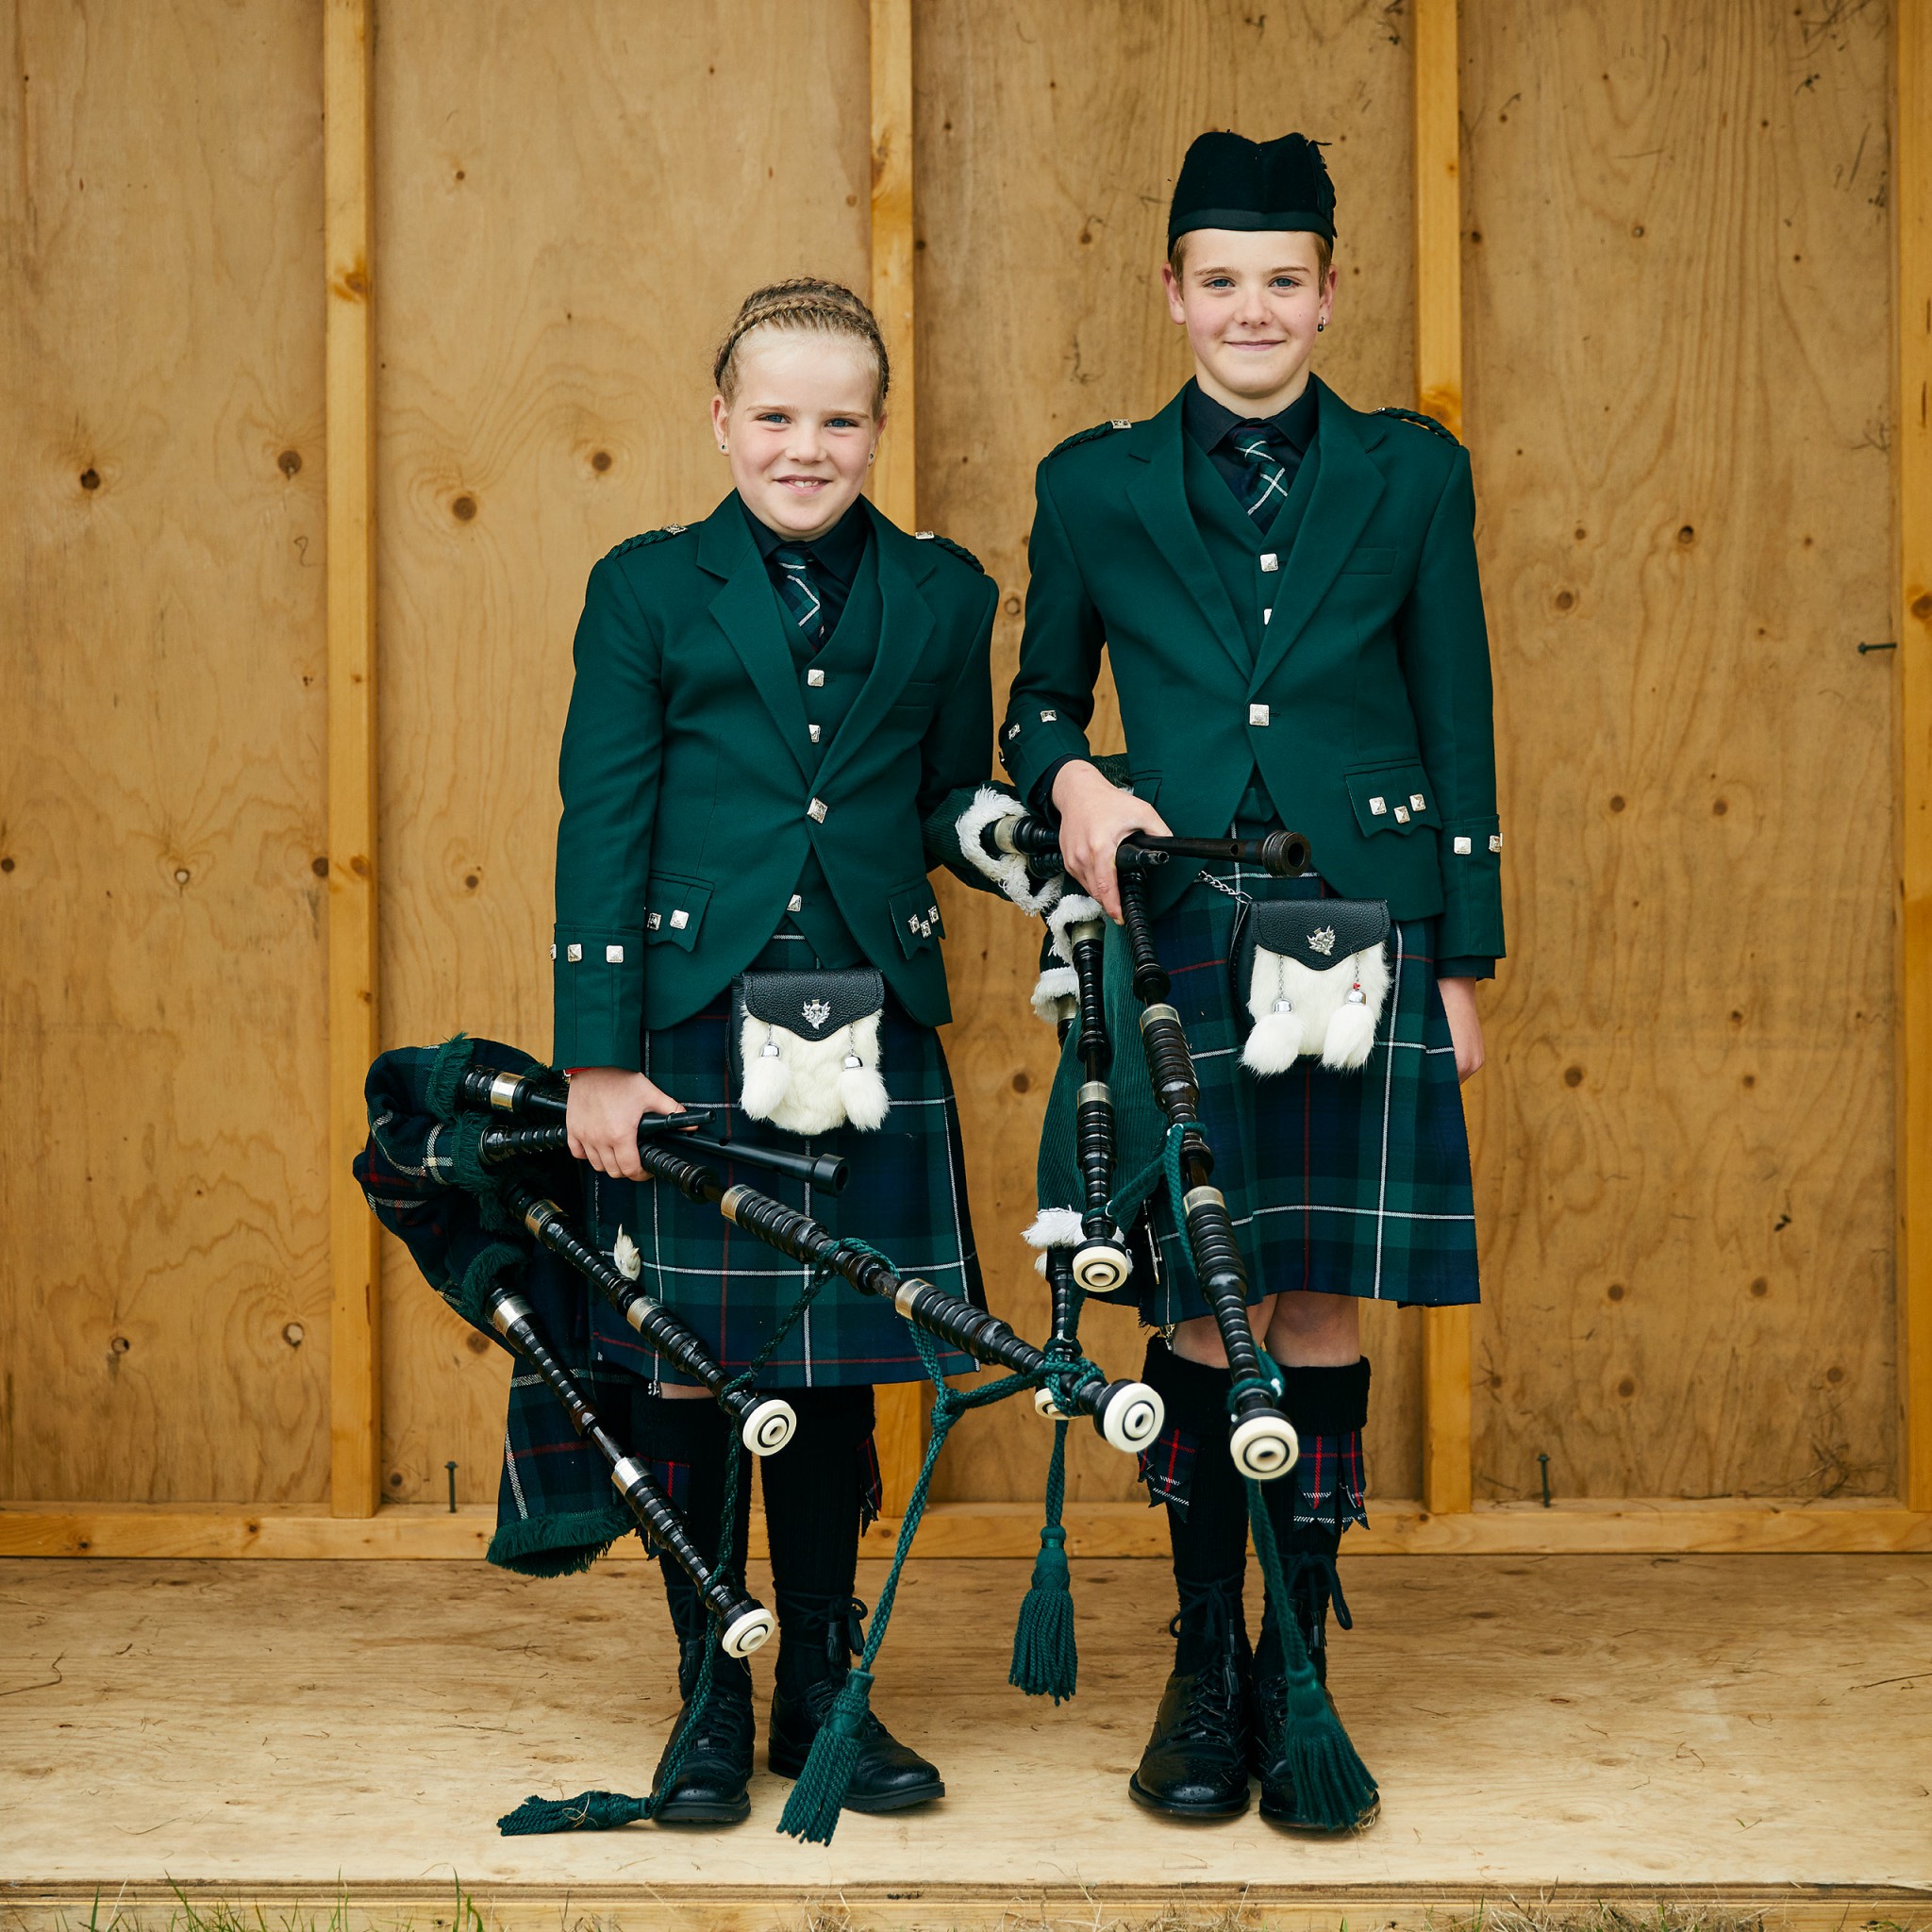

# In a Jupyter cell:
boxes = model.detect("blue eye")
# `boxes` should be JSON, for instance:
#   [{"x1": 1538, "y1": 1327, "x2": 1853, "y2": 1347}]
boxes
[{"x1": 826, "y1": 416, "x2": 863, "y2": 430}]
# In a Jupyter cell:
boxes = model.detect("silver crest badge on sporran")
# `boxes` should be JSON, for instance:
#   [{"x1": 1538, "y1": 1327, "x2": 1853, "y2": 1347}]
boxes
[{"x1": 801, "y1": 998, "x2": 832, "y2": 1029}]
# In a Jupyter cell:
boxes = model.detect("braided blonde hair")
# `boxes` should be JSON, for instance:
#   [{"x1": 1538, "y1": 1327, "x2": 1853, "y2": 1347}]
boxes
[{"x1": 712, "y1": 278, "x2": 891, "y2": 416}]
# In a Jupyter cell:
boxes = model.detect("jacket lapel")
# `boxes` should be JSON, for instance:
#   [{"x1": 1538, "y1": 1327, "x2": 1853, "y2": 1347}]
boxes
[
  {"x1": 815, "y1": 505, "x2": 933, "y2": 792},
  {"x1": 696, "y1": 495, "x2": 812, "y2": 778},
  {"x1": 1124, "y1": 395, "x2": 1249, "y2": 680},
  {"x1": 1250, "y1": 379, "x2": 1387, "y2": 688}
]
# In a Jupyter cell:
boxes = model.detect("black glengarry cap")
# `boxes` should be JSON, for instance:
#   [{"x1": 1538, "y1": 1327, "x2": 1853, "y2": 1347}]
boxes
[{"x1": 1167, "y1": 130, "x2": 1336, "y2": 247}]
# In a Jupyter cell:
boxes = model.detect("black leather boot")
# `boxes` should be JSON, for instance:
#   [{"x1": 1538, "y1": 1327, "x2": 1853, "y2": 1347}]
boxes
[
  {"x1": 652, "y1": 1573, "x2": 756, "y2": 1825},
  {"x1": 1128, "y1": 1577, "x2": 1253, "y2": 1819},
  {"x1": 767, "y1": 1591, "x2": 944, "y2": 1813},
  {"x1": 1255, "y1": 1548, "x2": 1377, "y2": 1832}
]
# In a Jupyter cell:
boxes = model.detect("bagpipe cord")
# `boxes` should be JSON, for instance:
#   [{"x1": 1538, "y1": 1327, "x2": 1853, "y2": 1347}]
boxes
[{"x1": 496, "y1": 1243, "x2": 842, "y2": 1837}]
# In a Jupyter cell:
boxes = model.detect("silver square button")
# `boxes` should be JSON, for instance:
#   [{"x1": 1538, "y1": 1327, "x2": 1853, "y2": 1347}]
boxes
[
  {"x1": 565, "y1": 943, "x2": 583, "y2": 962},
  {"x1": 1409, "y1": 792, "x2": 1426, "y2": 811},
  {"x1": 1393, "y1": 805, "x2": 1411, "y2": 824},
  {"x1": 669, "y1": 909, "x2": 689, "y2": 930},
  {"x1": 1369, "y1": 796, "x2": 1388, "y2": 816},
  {"x1": 808, "y1": 723, "x2": 821, "y2": 742},
  {"x1": 646, "y1": 912, "x2": 661, "y2": 930},
  {"x1": 807, "y1": 668, "x2": 825, "y2": 688},
  {"x1": 788, "y1": 893, "x2": 803, "y2": 912},
  {"x1": 1259, "y1": 552, "x2": 1279, "y2": 573},
  {"x1": 808, "y1": 798, "x2": 828, "y2": 823},
  {"x1": 1454, "y1": 836, "x2": 1473, "y2": 856},
  {"x1": 1248, "y1": 703, "x2": 1270, "y2": 727},
  {"x1": 1490, "y1": 833, "x2": 1504, "y2": 854},
  {"x1": 605, "y1": 943, "x2": 625, "y2": 962}
]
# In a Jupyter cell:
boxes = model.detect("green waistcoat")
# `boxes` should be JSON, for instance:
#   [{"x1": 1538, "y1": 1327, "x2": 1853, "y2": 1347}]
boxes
[
  {"x1": 552, "y1": 492, "x2": 999, "y2": 1065},
  {"x1": 1003, "y1": 377, "x2": 1504, "y2": 964},
  {"x1": 1182, "y1": 431, "x2": 1319, "y2": 825}
]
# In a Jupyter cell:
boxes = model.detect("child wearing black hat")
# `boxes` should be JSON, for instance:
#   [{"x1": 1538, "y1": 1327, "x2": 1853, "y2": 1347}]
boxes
[{"x1": 1001, "y1": 131, "x2": 1502, "y2": 1830}]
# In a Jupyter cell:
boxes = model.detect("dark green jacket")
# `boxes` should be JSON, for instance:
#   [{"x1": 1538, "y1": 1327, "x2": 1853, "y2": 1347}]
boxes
[
  {"x1": 553, "y1": 493, "x2": 998, "y2": 1064},
  {"x1": 1003, "y1": 377, "x2": 1504, "y2": 964}
]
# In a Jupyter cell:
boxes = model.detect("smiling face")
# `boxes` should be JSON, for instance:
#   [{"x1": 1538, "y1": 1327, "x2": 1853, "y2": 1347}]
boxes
[
  {"x1": 709, "y1": 329, "x2": 883, "y2": 542},
  {"x1": 1162, "y1": 228, "x2": 1337, "y2": 418}
]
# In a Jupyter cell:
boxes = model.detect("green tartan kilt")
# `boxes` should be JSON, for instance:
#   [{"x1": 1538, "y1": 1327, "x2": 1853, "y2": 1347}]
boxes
[
  {"x1": 1114, "y1": 862, "x2": 1480, "y2": 1325},
  {"x1": 580, "y1": 946, "x2": 984, "y2": 1390}
]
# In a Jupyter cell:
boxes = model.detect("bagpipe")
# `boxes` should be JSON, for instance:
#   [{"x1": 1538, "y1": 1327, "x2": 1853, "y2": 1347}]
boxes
[
  {"x1": 942, "y1": 779, "x2": 1382, "y2": 1829},
  {"x1": 356, "y1": 1028, "x2": 1166, "y2": 1840},
  {"x1": 958, "y1": 789, "x2": 1310, "y2": 1481}
]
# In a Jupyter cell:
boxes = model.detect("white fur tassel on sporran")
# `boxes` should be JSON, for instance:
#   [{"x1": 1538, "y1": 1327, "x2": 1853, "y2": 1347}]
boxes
[
  {"x1": 740, "y1": 1012, "x2": 890, "y2": 1136},
  {"x1": 1241, "y1": 942, "x2": 1391, "y2": 1075}
]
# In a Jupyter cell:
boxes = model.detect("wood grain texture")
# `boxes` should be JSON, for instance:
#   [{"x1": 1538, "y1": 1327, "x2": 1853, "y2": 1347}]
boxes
[
  {"x1": 869, "y1": 0, "x2": 926, "y2": 1515},
  {"x1": 0, "y1": 3, "x2": 331, "y2": 1503},
  {"x1": 1462, "y1": 2, "x2": 1898, "y2": 1500},
  {"x1": 325, "y1": 0, "x2": 381, "y2": 1517},
  {"x1": 1413, "y1": 0, "x2": 1473, "y2": 1511},
  {"x1": 912, "y1": 0, "x2": 1425, "y2": 1505},
  {"x1": 372, "y1": 1, "x2": 872, "y2": 1503},
  {"x1": 1896, "y1": 0, "x2": 1932, "y2": 1509},
  {"x1": 4, "y1": 1494, "x2": 1929, "y2": 1558},
  {"x1": 4, "y1": 1555, "x2": 1928, "y2": 1887}
]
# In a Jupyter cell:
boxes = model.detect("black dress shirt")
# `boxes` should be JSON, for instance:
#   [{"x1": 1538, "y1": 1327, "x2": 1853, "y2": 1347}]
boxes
[{"x1": 1181, "y1": 376, "x2": 1320, "y2": 503}]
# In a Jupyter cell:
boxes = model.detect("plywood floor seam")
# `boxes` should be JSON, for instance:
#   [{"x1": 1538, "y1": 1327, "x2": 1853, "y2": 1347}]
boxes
[{"x1": 2, "y1": 1555, "x2": 1926, "y2": 1899}]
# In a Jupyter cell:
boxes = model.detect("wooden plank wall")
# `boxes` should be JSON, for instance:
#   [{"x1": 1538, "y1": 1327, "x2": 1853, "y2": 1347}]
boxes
[
  {"x1": 371, "y1": 0, "x2": 873, "y2": 1503},
  {"x1": 912, "y1": 0, "x2": 1426, "y2": 1505},
  {"x1": 0, "y1": 2, "x2": 332, "y2": 1503},
  {"x1": 0, "y1": 0, "x2": 1913, "y2": 1528},
  {"x1": 1461, "y1": 0, "x2": 1897, "y2": 1500}
]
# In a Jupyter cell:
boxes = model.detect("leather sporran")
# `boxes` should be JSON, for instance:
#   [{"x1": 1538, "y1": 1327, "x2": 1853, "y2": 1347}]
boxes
[
  {"x1": 1232, "y1": 899, "x2": 1391, "y2": 1074},
  {"x1": 729, "y1": 969, "x2": 890, "y2": 1134}
]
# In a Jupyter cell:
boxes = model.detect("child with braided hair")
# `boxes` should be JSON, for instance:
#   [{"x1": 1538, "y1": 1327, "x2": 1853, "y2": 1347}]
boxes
[{"x1": 544, "y1": 277, "x2": 998, "y2": 1824}]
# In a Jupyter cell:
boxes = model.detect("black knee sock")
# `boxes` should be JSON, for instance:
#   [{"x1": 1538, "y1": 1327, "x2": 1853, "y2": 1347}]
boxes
[
  {"x1": 760, "y1": 1384, "x2": 877, "y2": 1695},
  {"x1": 1257, "y1": 1357, "x2": 1372, "y2": 1681},
  {"x1": 1141, "y1": 1338, "x2": 1253, "y2": 1669}
]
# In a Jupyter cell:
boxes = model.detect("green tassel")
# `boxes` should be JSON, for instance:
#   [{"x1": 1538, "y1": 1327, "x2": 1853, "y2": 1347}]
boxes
[
  {"x1": 1247, "y1": 1484, "x2": 1378, "y2": 1833},
  {"x1": 1008, "y1": 1524, "x2": 1077, "y2": 1702},
  {"x1": 776, "y1": 1668, "x2": 874, "y2": 1845},
  {"x1": 1008, "y1": 1413, "x2": 1079, "y2": 1702},
  {"x1": 425, "y1": 1033, "x2": 476, "y2": 1124},
  {"x1": 497, "y1": 1788, "x2": 647, "y2": 1834}
]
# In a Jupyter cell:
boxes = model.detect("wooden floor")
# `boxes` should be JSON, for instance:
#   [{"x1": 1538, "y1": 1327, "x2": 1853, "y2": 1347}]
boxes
[{"x1": 2, "y1": 1554, "x2": 1928, "y2": 1929}]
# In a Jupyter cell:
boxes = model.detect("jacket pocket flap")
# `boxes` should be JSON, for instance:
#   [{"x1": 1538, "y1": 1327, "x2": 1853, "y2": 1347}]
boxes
[
  {"x1": 889, "y1": 881, "x2": 945, "y2": 957},
  {"x1": 1344, "y1": 763, "x2": 1440, "y2": 834},
  {"x1": 644, "y1": 874, "x2": 713, "y2": 950}
]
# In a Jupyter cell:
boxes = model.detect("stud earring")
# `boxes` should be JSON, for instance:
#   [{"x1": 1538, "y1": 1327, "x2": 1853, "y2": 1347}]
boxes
[
  {"x1": 719, "y1": 442, "x2": 728, "y2": 452},
  {"x1": 867, "y1": 449, "x2": 876, "y2": 466},
  {"x1": 1316, "y1": 319, "x2": 1327, "y2": 333}
]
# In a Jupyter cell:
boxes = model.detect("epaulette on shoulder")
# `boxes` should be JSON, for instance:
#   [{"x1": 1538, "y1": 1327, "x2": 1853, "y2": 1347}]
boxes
[
  {"x1": 1044, "y1": 418, "x2": 1134, "y2": 461},
  {"x1": 1375, "y1": 407, "x2": 1460, "y2": 445},
  {"x1": 912, "y1": 530, "x2": 985, "y2": 574},
  {"x1": 604, "y1": 523, "x2": 691, "y2": 561}
]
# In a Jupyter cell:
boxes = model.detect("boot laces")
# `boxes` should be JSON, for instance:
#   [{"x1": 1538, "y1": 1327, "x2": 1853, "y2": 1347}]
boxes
[{"x1": 1165, "y1": 1580, "x2": 1245, "y2": 1741}]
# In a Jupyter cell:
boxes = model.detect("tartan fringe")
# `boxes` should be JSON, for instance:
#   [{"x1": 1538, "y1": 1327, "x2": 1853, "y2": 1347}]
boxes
[{"x1": 487, "y1": 1506, "x2": 635, "y2": 1577}]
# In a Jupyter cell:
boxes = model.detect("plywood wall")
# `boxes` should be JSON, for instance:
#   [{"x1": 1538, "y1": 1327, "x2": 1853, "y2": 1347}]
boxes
[
  {"x1": 1461, "y1": 0, "x2": 1897, "y2": 1499},
  {"x1": 372, "y1": 0, "x2": 874, "y2": 1503},
  {"x1": 0, "y1": 2, "x2": 331, "y2": 1503},
  {"x1": 0, "y1": 0, "x2": 1904, "y2": 1516},
  {"x1": 914, "y1": 0, "x2": 1427, "y2": 1504}
]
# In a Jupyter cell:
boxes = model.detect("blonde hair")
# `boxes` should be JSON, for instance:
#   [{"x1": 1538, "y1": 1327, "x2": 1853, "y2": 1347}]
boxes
[{"x1": 712, "y1": 278, "x2": 890, "y2": 416}]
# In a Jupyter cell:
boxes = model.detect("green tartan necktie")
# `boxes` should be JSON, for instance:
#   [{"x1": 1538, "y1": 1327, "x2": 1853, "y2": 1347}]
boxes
[
  {"x1": 772, "y1": 544, "x2": 825, "y2": 646},
  {"x1": 1230, "y1": 424, "x2": 1291, "y2": 525}
]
